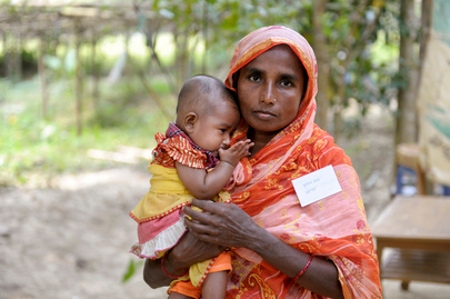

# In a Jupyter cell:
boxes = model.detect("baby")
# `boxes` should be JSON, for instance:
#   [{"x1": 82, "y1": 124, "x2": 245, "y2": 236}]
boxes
[{"x1": 130, "y1": 74, "x2": 253, "y2": 299}]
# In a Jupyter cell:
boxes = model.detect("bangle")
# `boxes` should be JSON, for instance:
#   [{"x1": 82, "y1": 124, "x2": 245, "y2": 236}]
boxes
[
  {"x1": 161, "y1": 254, "x2": 189, "y2": 279},
  {"x1": 292, "y1": 254, "x2": 314, "y2": 281}
]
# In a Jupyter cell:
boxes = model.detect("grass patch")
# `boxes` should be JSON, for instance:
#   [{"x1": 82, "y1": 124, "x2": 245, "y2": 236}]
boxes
[{"x1": 0, "y1": 76, "x2": 174, "y2": 187}]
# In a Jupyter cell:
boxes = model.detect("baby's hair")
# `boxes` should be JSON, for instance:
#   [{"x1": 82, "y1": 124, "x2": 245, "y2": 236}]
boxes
[{"x1": 176, "y1": 74, "x2": 238, "y2": 117}]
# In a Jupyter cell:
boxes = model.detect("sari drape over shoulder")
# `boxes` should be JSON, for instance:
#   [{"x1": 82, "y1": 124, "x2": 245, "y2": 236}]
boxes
[{"x1": 224, "y1": 25, "x2": 382, "y2": 299}]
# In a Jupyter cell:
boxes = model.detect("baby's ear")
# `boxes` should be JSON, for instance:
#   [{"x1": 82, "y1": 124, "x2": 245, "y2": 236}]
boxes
[{"x1": 184, "y1": 112, "x2": 198, "y2": 133}]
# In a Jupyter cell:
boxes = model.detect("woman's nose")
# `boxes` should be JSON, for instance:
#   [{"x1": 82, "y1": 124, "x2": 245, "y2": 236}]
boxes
[{"x1": 259, "y1": 82, "x2": 276, "y2": 104}]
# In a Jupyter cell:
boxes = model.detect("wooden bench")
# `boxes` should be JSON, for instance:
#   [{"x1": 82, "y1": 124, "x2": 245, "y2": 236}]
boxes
[
  {"x1": 381, "y1": 249, "x2": 450, "y2": 290},
  {"x1": 372, "y1": 196, "x2": 450, "y2": 290}
]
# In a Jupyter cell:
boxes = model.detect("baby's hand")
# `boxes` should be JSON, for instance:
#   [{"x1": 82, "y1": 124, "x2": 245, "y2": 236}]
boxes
[{"x1": 219, "y1": 139, "x2": 254, "y2": 167}]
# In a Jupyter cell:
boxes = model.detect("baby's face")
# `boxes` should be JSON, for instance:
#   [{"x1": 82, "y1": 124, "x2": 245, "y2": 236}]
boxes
[{"x1": 189, "y1": 99, "x2": 240, "y2": 153}]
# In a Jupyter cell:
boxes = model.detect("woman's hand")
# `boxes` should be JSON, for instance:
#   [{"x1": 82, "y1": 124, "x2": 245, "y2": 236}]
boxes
[
  {"x1": 170, "y1": 229, "x2": 225, "y2": 267},
  {"x1": 143, "y1": 230, "x2": 223, "y2": 288},
  {"x1": 183, "y1": 199, "x2": 261, "y2": 250},
  {"x1": 184, "y1": 199, "x2": 344, "y2": 299}
]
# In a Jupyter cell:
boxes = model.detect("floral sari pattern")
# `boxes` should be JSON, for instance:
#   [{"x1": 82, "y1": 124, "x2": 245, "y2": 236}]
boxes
[{"x1": 224, "y1": 26, "x2": 382, "y2": 298}]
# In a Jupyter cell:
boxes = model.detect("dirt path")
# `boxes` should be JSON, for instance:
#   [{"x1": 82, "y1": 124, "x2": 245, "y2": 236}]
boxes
[
  {"x1": 0, "y1": 108, "x2": 396, "y2": 299},
  {"x1": 0, "y1": 167, "x2": 168, "y2": 299}
]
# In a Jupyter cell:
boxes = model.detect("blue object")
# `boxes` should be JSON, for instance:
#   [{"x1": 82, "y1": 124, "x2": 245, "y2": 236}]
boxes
[
  {"x1": 442, "y1": 185, "x2": 450, "y2": 196},
  {"x1": 396, "y1": 165, "x2": 450, "y2": 196},
  {"x1": 396, "y1": 165, "x2": 418, "y2": 196}
]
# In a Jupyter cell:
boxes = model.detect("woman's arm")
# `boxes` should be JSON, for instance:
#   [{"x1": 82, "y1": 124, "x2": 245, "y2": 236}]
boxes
[
  {"x1": 143, "y1": 258, "x2": 171, "y2": 288},
  {"x1": 143, "y1": 230, "x2": 225, "y2": 288},
  {"x1": 183, "y1": 199, "x2": 344, "y2": 299},
  {"x1": 176, "y1": 139, "x2": 252, "y2": 199},
  {"x1": 250, "y1": 225, "x2": 343, "y2": 299}
]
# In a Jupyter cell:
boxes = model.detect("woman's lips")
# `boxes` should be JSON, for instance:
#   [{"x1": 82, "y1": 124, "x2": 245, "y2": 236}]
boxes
[{"x1": 254, "y1": 110, "x2": 276, "y2": 121}]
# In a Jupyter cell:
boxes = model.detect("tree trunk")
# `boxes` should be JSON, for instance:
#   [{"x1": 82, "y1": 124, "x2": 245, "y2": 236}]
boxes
[
  {"x1": 312, "y1": 0, "x2": 330, "y2": 131},
  {"x1": 75, "y1": 20, "x2": 83, "y2": 136},
  {"x1": 38, "y1": 38, "x2": 49, "y2": 120},
  {"x1": 396, "y1": 0, "x2": 420, "y2": 145},
  {"x1": 174, "y1": 28, "x2": 189, "y2": 89},
  {"x1": 201, "y1": 0, "x2": 209, "y2": 74},
  {"x1": 91, "y1": 34, "x2": 100, "y2": 112},
  {"x1": 5, "y1": 32, "x2": 22, "y2": 82},
  {"x1": 418, "y1": 0, "x2": 433, "y2": 78}
]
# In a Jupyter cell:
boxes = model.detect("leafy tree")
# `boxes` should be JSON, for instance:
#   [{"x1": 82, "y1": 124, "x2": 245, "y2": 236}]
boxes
[
  {"x1": 139, "y1": 0, "x2": 402, "y2": 139},
  {"x1": 1, "y1": 0, "x2": 413, "y2": 139}
]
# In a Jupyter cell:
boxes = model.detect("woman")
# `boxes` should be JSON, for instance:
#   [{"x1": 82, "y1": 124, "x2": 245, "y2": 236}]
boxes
[{"x1": 143, "y1": 25, "x2": 382, "y2": 299}]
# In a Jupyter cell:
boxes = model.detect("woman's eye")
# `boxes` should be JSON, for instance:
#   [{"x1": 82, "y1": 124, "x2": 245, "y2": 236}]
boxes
[
  {"x1": 249, "y1": 74, "x2": 261, "y2": 82},
  {"x1": 280, "y1": 80, "x2": 292, "y2": 87}
]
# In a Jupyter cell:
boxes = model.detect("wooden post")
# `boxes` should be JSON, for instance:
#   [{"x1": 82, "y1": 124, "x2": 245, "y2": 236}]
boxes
[
  {"x1": 418, "y1": 0, "x2": 433, "y2": 81},
  {"x1": 392, "y1": 0, "x2": 428, "y2": 196},
  {"x1": 201, "y1": 0, "x2": 208, "y2": 74},
  {"x1": 38, "y1": 38, "x2": 49, "y2": 119},
  {"x1": 5, "y1": 32, "x2": 22, "y2": 82},
  {"x1": 312, "y1": 0, "x2": 331, "y2": 132},
  {"x1": 395, "y1": 0, "x2": 420, "y2": 145},
  {"x1": 91, "y1": 31, "x2": 99, "y2": 112},
  {"x1": 75, "y1": 19, "x2": 83, "y2": 136}
]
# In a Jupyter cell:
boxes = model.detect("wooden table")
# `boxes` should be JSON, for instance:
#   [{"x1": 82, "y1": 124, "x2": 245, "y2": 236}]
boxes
[{"x1": 372, "y1": 195, "x2": 450, "y2": 289}]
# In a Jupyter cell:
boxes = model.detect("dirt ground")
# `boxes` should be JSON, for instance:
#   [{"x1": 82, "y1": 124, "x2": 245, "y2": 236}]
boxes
[
  {"x1": 0, "y1": 166, "x2": 168, "y2": 299},
  {"x1": 2, "y1": 107, "x2": 448, "y2": 299}
]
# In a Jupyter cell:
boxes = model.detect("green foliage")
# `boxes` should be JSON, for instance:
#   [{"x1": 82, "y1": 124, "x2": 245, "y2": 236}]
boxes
[
  {"x1": 0, "y1": 77, "x2": 170, "y2": 187},
  {"x1": 143, "y1": 0, "x2": 312, "y2": 81},
  {"x1": 144, "y1": 0, "x2": 402, "y2": 138},
  {"x1": 91, "y1": 76, "x2": 174, "y2": 128},
  {"x1": 93, "y1": 79, "x2": 145, "y2": 128},
  {"x1": 44, "y1": 41, "x2": 122, "y2": 79},
  {"x1": 318, "y1": 0, "x2": 402, "y2": 136},
  {"x1": 0, "y1": 0, "x2": 406, "y2": 186},
  {"x1": 122, "y1": 259, "x2": 144, "y2": 283},
  {"x1": 0, "y1": 48, "x2": 38, "y2": 77}
]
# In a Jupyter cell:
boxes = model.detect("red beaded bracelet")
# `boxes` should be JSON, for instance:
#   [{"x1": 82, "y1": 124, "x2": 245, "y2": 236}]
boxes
[
  {"x1": 292, "y1": 255, "x2": 314, "y2": 281},
  {"x1": 161, "y1": 254, "x2": 189, "y2": 279}
]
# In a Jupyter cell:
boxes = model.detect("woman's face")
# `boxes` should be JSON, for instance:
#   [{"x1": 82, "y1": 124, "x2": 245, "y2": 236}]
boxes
[{"x1": 236, "y1": 45, "x2": 306, "y2": 138}]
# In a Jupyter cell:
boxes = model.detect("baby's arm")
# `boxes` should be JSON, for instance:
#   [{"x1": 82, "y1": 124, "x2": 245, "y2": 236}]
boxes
[{"x1": 176, "y1": 139, "x2": 253, "y2": 200}]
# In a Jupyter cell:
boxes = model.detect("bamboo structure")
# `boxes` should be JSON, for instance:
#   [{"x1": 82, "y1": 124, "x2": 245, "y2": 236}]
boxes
[{"x1": 0, "y1": 1, "x2": 160, "y2": 134}]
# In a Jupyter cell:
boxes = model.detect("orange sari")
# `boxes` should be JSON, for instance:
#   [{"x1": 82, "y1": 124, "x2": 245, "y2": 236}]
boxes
[{"x1": 224, "y1": 26, "x2": 382, "y2": 298}]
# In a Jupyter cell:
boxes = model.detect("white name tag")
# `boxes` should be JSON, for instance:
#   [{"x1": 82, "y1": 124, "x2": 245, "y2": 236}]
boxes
[{"x1": 292, "y1": 165, "x2": 342, "y2": 207}]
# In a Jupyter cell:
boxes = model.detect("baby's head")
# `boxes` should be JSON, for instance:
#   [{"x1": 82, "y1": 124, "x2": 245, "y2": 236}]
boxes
[{"x1": 175, "y1": 75, "x2": 240, "y2": 152}]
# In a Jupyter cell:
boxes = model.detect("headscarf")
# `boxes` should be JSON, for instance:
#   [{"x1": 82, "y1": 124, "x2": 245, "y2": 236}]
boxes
[
  {"x1": 225, "y1": 25, "x2": 318, "y2": 127},
  {"x1": 224, "y1": 25, "x2": 382, "y2": 299}
]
